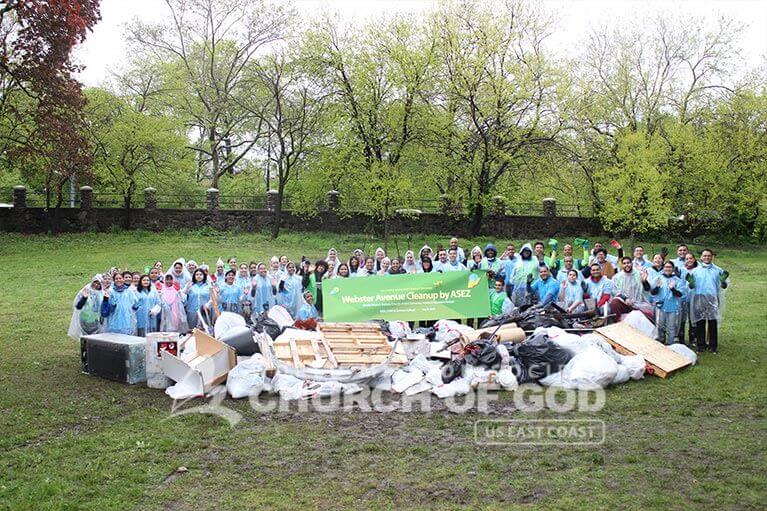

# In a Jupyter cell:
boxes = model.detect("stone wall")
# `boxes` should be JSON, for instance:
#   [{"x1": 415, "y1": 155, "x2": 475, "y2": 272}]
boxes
[{"x1": 0, "y1": 206, "x2": 606, "y2": 237}]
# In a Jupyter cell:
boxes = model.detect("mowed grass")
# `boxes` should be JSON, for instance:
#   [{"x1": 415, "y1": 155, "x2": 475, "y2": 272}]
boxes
[{"x1": 0, "y1": 231, "x2": 765, "y2": 510}]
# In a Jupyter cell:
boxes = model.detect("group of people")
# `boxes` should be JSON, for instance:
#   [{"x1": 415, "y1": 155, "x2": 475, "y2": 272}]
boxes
[{"x1": 68, "y1": 237, "x2": 729, "y2": 353}]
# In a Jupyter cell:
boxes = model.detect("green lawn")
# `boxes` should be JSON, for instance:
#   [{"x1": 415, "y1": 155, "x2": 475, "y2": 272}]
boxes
[{"x1": 0, "y1": 231, "x2": 765, "y2": 510}]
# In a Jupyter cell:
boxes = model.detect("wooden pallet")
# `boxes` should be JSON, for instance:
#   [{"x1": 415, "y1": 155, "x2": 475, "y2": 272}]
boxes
[
  {"x1": 273, "y1": 323, "x2": 407, "y2": 369},
  {"x1": 595, "y1": 322, "x2": 692, "y2": 378}
]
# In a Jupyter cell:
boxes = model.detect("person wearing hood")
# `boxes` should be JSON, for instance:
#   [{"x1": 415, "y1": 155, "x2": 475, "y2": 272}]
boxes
[
  {"x1": 101, "y1": 272, "x2": 140, "y2": 335},
  {"x1": 268, "y1": 256, "x2": 282, "y2": 281},
  {"x1": 467, "y1": 246, "x2": 483, "y2": 271},
  {"x1": 650, "y1": 261, "x2": 687, "y2": 345},
  {"x1": 686, "y1": 249, "x2": 729, "y2": 353},
  {"x1": 610, "y1": 257, "x2": 653, "y2": 319},
  {"x1": 184, "y1": 268, "x2": 212, "y2": 330},
  {"x1": 158, "y1": 273, "x2": 187, "y2": 333},
  {"x1": 135, "y1": 274, "x2": 161, "y2": 336},
  {"x1": 170, "y1": 258, "x2": 191, "y2": 288},
  {"x1": 250, "y1": 263, "x2": 277, "y2": 315},
  {"x1": 68, "y1": 275, "x2": 105, "y2": 339},
  {"x1": 304, "y1": 260, "x2": 328, "y2": 313},
  {"x1": 374, "y1": 247, "x2": 386, "y2": 272},
  {"x1": 479, "y1": 243, "x2": 503, "y2": 287},
  {"x1": 559, "y1": 269, "x2": 585, "y2": 313},
  {"x1": 418, "y1": 245, "x2": 433, "y2": 261},
  {"x1": 186, "y1": 260, "x2": 197, "y2": 275},
  {"x1": 527, "y1": 265, "x2": 560, "y2": 306},
  {"x1": 488, "y1": 278, "x2": 513, "y2": 317},
  {"x1": 278, "y1": 262, "x2": 304, "y2": 318},
  {"x1": 296, "y1": 291, "x2": 319, "y2": 321},
  {"x1": 352, "y1": 249, "x2": 365, "y2": 264},
  {"x1": 402, "y1": 250, "x2": 421, "y2": 274},
  {"x1": 326, "y1": 248, "x2": 340, "y2": 272},
  {"x1": 509, "y1": 243, "x2": 539, "y2": 305},
  {"x1": 377, "y1": 257, "x2": 391, "y2": 275},
  {"x1": 212, "y1": 258, "x2": 228, "y2": 283},
  {"x1": 582, "y1": 263, "x2": 614, "y2": 315}
]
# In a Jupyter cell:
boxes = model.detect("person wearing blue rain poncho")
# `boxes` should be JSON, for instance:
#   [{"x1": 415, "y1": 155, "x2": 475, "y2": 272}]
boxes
[
  {"x1": 169, "y1": 258, "x2": 191, "y2": 288},
  {"x1": 582, "y1": 264, "x2": 614, "y2": 315},
  {"x1": 650, "y1": 261, "x2": 687, "y2": 345},
  {"x1": 101, "y1": 273, "x2": 140, "y2": 335},
  {"x1": 527, "y1": 265, "x2": 560, "y2": 306},
  {"x1": 250, "y1": 263, "x2": 277, "y2": 315},
  {"x1": 509, "y1": 243, "x2": 539, "y2": 306},
  {"x1": 212, "y1": 258, "x2": 228, "y2": 284},
  {"x1": 686, "y1": 249, "x2": 729, "y2": 353},
  {"x1": 217, "y1": 270, "x2": 247, "y2": 314},
  {"x1": 556, "y1": 256, "x2": 583, "y2": 285},
  {"x1": 183, "y1": 268, "x2": 211, "y2": 330},
  {"x1": 559, "y1": 270, "x2": 585, "y2": 313},
  {"x1": 278, "y1": 262, "x2": 304, "y2": 318},
  {"x1": 135, "y1": 275, "x2": 161, "y2": 337},
  {"x1": 671, "y1": 245, "x2": 689, "y2": 272},
  {"x1": 234, "y1": 264, "x2": 252, "y2": 292},
  {"x1": 296, "y1": 291, "x2": 320, "y2": 321},
  {"x1": 68, "y1": 274, "x2": 105, "y2": 339}
]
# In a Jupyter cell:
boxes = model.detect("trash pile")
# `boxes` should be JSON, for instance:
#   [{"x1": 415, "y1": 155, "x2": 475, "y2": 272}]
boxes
[{"x1": 78, "y1": 305, "x2": 697, "y2": 402}]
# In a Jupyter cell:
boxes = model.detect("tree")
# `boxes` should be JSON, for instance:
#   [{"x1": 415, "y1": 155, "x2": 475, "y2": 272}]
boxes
[
  {"x1": 127, "y1": 0, "x2": 293, "y2": 189},
  {"x1": 0, "y1": 0, "x2": 101, "y2": 209},
  {"x1": 83, "y1": 87, "x2": 193, "y2": 226},
  {"x1": 428, "y1": 0, "x2": 564, "y2": 233}
]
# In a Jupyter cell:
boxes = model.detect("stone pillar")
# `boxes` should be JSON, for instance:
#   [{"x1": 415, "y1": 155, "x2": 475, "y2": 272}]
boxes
[
  {"x1": 543, "y1": 197, "x2": 557, "y2": 217},
  {"x1": 206, "y1": 188, "x2": 219, "y2": 211},
  {"x1": 491, "y1": 195, "x2": 507, "y2": 216},
  {"x1": 144, "y1": 187, "x2": 157, "y2": 211},
  {"x1": 79, "y1": 186, "x2": 93, "y2": 210},
  {"x1": 327, "y1": 190, "x2": 340, "y2": 212},
  {"x1": 266, "y1": 189, "x2": 278, "y2": 212},
  {"x1": 12, "y1": 185, "x2": 26, "y2": 210}
]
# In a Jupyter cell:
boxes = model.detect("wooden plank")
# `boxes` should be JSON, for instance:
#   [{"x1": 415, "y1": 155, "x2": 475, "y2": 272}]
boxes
[
  {"x1": 595, "y1": 322, "x2": 691, "y2": 378},
  {"x1": 288, "y1": 338, "x2": 303, "y2": 368},
  {"x1": 310, "y1": 339, "x2": 325, "y2": 366},
  {"x1": 257, "y1": 334, "x2": 276, "y2": 377},
  {"x1": 320, "y1": 337, "x2": 339, "y2": 368}
]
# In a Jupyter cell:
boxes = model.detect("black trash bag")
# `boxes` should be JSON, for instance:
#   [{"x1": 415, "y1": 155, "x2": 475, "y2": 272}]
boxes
[
  {"x1": 250, "y1": 313, "x2": 283, "y2": 340},
  {"x1": 508, "y1": 333, "x2": 572, "y2": 383},
  {"x1": 413, "y1": 327, "x2": 436, "y2": 342},
  {"x1": 463, "y1": 340, "x2": 501, "y2": 369},
  {"x1": 441, "y1": 358, "x2": 465, "y2": 383}
]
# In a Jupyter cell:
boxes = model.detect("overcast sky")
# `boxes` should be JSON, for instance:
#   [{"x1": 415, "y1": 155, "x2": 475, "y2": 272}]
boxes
[{"x1": 75, "y1": 0, "x2": 767, "y2": 87}]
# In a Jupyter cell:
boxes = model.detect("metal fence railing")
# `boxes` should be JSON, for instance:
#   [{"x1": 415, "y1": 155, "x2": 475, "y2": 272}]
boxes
[{"x1": 4, "y1": 187, "x2": 597, "y2": 218}]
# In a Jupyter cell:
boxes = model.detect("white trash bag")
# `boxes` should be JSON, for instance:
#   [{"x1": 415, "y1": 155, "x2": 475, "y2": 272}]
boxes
[
  {"x1": 668, "y1": 343, "x2": 697, "y2": 365},
  {"x1": 226, "y1": 356, "x2": 266, "y2": 399}
]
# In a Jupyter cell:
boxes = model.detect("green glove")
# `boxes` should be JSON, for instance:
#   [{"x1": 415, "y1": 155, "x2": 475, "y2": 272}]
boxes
[
  {"x1": 685, "y1": 273, "x2": 695, "y2": 288},
  {"x1": 574, "y1": 237, "x2": 586, "y2": 247},
  {"x1": 720, "y1": 270, "x2": 729, "y2": 283},
  {"x1": 548, "y1": 238, "x2": 559, "y2": 251},
  {"x1": 526, "y1": 273, "x2": 534, "y2": 284},
  {"x1": 660, "y1": 246, "x2": 669, "y2": 258},
  {"x1": 583, "y1": 240, "x2": 590, "y2": 250}
]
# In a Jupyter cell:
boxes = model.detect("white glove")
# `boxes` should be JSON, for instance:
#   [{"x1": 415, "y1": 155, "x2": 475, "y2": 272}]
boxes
[{"x1": 150, "y1": 304, "x2": 161, "y2": 316}]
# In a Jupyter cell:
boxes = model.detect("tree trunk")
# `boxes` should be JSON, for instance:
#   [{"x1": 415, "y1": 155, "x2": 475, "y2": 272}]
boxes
[
  {"x1": 469, "y1": 200, "x2": 484, "y2": 236},
  {"x1": 209, "y1": 128, "x2": 220, "y2": 189},
  {"x1": 271, "y1": 187, "x2": 283, "y2": 240},
  {"x1": 124, "y1": 191, "x2": 132, "y2": 230}
]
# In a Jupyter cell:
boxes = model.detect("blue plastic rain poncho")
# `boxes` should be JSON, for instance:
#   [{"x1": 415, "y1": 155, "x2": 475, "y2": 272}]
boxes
[
  {"x1": 479, "y1": 243, "x2": 503, "y2": 287},
  {"x1": 509, "y1": 244, "x2": 539, "y2": 305},
  {"x1": 101, "y1": 284, "x2": 139, "y2": 335},
  {"x1": 296, "y1": 294, "x2": 319, "y2": 321},
  {"x1": 402, "y1": 250, "x2": 421, "y2": 274},
  {"x1": 219, "y1": 281, "x2": 246, "y2": 314},
  {"x1": 651, "y1": 273, "x2": 686, "y2": 314},
  {"x1": 159, "y1": 281, "x2": 188, "y2": 333},
  {"x1": 530, "y1": 276, "x2": 560, "y2": 305},
  {"x1": 251, "y1": 274, "x2": 276, "y2": 314},
  {"x1": 136, "y1": 286, "x2": 161, "y2": 336},
  {"x1": 561, "y1": 280, "x2": 585, "y2": 313},
  {"x1": 556, "y1": 267, "x2": 583, "y2": 285},
  {"x1": 170, "y1": 258, "x2": 191, "y2": 288},
  {"x1": 185, "y1": 281, "x2": 211, "y2": 329},
  {"x1": 688, "y1": 263, "x2": 728, "y2": 323},
  {"x1": 583, "y1": 276, "x2": 613, "y2": 304},
  {"x1": 68, "y1": 275, "x2": 105, "y2": 339},
  {"x1": 279, "y1": 273, "x2": 304, "y2": 318}
]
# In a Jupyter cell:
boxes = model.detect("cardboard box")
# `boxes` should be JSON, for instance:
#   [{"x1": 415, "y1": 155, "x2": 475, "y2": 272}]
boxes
[
  {"x1": 80, "y1": 333, "x2": 147, "y2": 384},
  {"x1": 160, "y1": 329, "x2": 236, "y2": 396}
]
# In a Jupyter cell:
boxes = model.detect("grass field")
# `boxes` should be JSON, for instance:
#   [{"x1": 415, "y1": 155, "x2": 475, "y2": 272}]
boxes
[{"x1": 0, "y1": 231, "x2": 765, "y2": 510}]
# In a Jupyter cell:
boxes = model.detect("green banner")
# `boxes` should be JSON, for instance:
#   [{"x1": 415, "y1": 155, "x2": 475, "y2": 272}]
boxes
[{"x1": 322, "y1": 270, "x2": 491, "y2": 322}]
